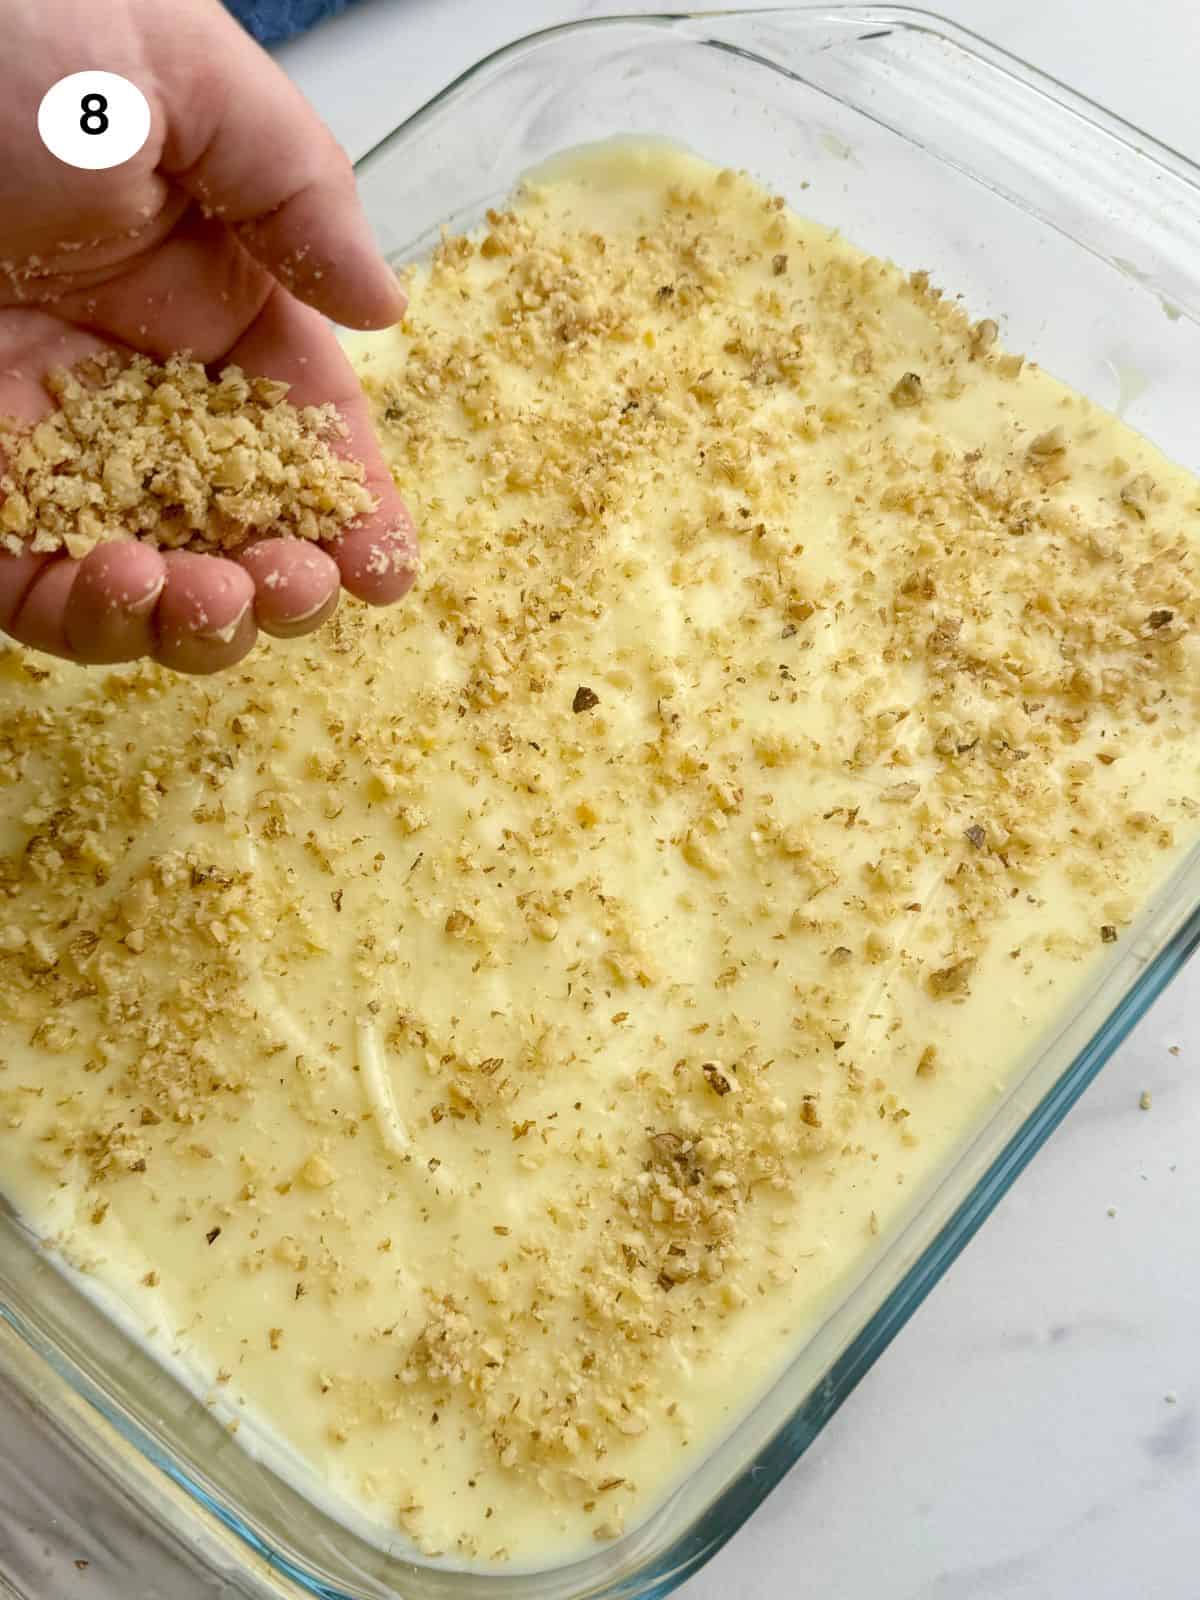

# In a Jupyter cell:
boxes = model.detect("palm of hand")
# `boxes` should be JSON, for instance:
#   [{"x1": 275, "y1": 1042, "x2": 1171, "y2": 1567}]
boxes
[{"x1": 0, "y1": 0, "x2": 415, "y2": 673}]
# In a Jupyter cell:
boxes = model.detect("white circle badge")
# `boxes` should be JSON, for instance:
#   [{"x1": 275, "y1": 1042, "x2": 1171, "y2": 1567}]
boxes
[{"x1": 37, "y1": 71, "x2": 152, "y2": 172}]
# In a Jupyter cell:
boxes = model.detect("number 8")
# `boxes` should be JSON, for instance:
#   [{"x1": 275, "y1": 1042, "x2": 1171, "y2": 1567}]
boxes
[{"x1": 80, "y1": 93, "x2": 109, "y2": 136}]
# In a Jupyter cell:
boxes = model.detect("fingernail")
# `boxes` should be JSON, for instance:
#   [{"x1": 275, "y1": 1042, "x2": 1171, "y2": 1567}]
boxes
[
  {"x1": 126, "y1": 576, "x2": 165, "y2": 614},
  {"x1": 288, "y1": 592, "x2": 336, "y2": 625},
  {"x1": 197, "y1": 602, "x2": 251, "y2": 644}
]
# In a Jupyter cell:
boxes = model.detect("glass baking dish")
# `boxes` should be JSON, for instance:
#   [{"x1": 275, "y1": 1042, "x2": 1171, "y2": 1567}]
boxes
[{"x1": 2, "y1": 8, "x2": 1200, "y2": 1599}]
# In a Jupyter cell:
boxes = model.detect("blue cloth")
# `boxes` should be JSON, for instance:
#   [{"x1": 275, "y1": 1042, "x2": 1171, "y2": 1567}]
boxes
[{"x1": 224, "y1": 0, "x2": 355, "y2": 44}]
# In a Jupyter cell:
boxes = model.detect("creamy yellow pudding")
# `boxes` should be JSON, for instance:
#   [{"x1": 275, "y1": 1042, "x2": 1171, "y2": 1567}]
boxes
[{"x1": 2, "y1": 143, "x2": 1199, "y2": 1569}]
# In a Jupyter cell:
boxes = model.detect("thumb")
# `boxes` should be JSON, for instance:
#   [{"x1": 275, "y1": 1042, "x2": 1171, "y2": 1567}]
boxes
[{"x1": 152, "y1": 1, "x2": 404, "y2": 330}]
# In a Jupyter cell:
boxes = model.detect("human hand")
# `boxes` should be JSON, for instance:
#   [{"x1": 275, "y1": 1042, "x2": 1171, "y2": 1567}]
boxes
[{"x1": 0, "y1": 0, "x2": 415, "y2": 673}]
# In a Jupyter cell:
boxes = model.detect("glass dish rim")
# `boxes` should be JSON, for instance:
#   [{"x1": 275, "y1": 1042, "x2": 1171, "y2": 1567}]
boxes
[
  {"x1": 353, "y1": 3, "x2": 1200, "y2": 190},
  {"x1": 3, "y1": 9, "x2": 1200, "y2": 1600}
]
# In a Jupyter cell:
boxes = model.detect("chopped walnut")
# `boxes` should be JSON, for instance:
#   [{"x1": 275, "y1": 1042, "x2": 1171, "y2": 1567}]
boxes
[
  {"x1": 969, "y1": 318, "x2": 998, "y2": 359},
  {"x1": 1119, "y1": 472, "x2": 1155, "y2": 518},
  {"x1": 890, "y1": 372, "x2": 924, "y2": 408},
  {"x1": 1027, "y1": 425, "x2": 1067, "y2": 462},
  {"x1": 299, "y1": 1154, "x2": 336, "y2": 1189},
  {"x1": 0, "y1": 354, "x2": 377, "y2": 558},
  {"x1": 927, "y1": 959, "x2": 976, "y2": 999},
  {"x1": 701, "y1": 1061, "x2": 733, "y2": 1096}
]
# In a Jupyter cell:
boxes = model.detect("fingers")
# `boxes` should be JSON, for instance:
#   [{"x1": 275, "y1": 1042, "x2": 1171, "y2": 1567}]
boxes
[
  {"x1": 2, "y1": 545, "x2": 259, "y2": 674},
  {"x1": 226, "y1": 290, "x2": 418, "y2": 606},
  {"x1": 327, "y1": 501, "x2": 419, "y2": 607},
  {"x1": 155, "y1": 551, "x2": 257, "y2": 674},
  {"x1": 6, "y1": 557, "x2": 77, "y2": 658},
  {"x1": 5, "y1": 538, "x2": 344, "y2": 668},
  {"x1": 237, "y1": 181, "x2": 406, "y2": 331},
  {"x1": 63, "y1": 543, "x2": 165, "y2": 663},
  {"x1": 238, "y1": 538, "x2": 339, "y2": 637},
  {"x1": 152, "y1": 4, "x2": 403, "y2": 330},
  {"x1": 6, "y1": 538, "x2": 342, "y2": 667},
  {"x1": 0, "y1": 546, "x2": 56, "y2": 634},
  {"x1": 52, "y1": 208, "x2": 274, "y2": 364}
]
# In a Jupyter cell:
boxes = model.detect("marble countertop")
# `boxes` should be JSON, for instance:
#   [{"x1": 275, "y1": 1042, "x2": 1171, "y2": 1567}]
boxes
[{"x1": 2, "y1": 3, "x2": 1198, "y2": 1597}]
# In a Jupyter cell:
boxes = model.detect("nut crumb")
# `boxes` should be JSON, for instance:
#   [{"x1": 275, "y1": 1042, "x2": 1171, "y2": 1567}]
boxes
[
  {"x1": 300, "y1": 1154, "x2": 335, "y2": 1190},
  {"x1": 890, "y1": 371, "x2": 923, "y2": 408},
  {"x1": 927, "y1": 959, "x2": 975, "y2": 999},
  {"x1": 969, "y1": 318, "x2": 998, "y2": 359},
  {"x1": 0, "y1": 354, "x2": 376, "y2": 559},
  {"x1": 1027, "y1": 425, "x2": 1066, "y2": 461},
  {"x1": 701, "y1": 1061, "x2": 733, "y2": 1096}
]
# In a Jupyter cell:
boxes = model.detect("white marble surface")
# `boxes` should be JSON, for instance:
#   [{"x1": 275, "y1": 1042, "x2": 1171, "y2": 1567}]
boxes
[{"x1": 3, "y1": 2, "x2": 1199, "y2": 1596}]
